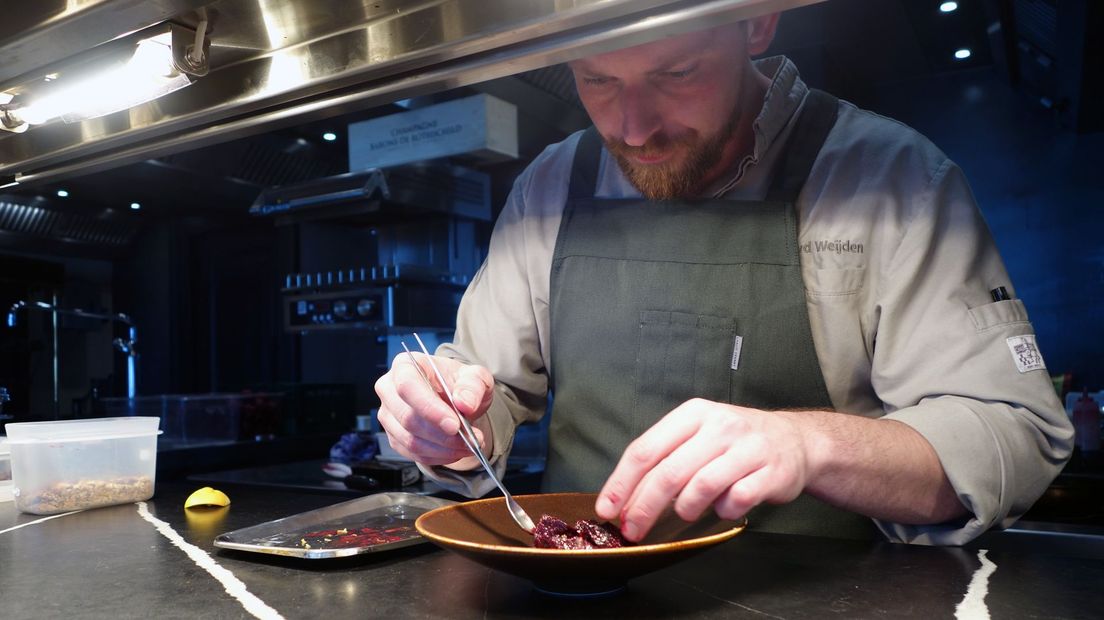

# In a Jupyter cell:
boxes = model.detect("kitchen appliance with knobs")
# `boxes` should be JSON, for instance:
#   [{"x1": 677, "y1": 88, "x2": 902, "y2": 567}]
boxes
[
  {"x1": 253, "y1": 164, "x2": 491, "y2": 335},
  {"x1": 252, "y1": 164, "x2": 492, "y2": 415},
  {"x1": 281, "y1": 264, "x2": 469, "y2": 334}
]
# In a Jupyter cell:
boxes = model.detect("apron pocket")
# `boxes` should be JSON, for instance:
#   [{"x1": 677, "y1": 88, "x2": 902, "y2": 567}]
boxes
[{"x1": 633, "y1": 310, "x2": 735, "y2": 435}]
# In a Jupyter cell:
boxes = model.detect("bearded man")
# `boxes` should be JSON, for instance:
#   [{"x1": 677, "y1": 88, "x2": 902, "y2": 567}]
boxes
[{"x1": 374, "y1": 15, "x2": 1072, "y2": 545}]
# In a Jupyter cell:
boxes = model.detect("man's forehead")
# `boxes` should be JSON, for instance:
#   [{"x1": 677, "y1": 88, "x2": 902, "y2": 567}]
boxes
[{"x1": 570, "y1": 25, "x2": 729, "y2": 73}]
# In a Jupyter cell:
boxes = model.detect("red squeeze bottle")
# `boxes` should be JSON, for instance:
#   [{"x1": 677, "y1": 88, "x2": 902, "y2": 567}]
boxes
[{"x1": 1073, "y1": 389, "x2": 1101, "y2": 453}]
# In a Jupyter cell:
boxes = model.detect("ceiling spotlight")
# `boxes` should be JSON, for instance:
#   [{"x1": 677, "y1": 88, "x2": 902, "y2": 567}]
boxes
[
  {"x1": 954, "y1": 48, "x2": 972, "y2": 60},
  {"x1": 130, "y1": 202, "x2": 141, "y2": 210},
  {"x1": 940, "y1": 2, "x2": 958, "y2": 13},
  {"x1": 322, "y1": 132, "x2": 337, "y2": 142},
  {"x1": 56, "y1": 189, "x2": 69, "y2": 198}
]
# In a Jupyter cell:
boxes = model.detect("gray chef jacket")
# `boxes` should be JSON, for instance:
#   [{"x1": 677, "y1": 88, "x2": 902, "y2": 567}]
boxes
[{"x1": 422, "y1": 56, "x2": 1074, "y2": 546}]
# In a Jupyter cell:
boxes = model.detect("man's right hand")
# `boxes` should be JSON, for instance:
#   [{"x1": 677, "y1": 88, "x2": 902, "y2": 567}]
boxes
[{"x1": 374, "y1": 352, "x2": 496, "y2": 469}]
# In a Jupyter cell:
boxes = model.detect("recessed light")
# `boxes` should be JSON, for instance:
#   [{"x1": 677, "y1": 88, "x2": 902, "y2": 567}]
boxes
[
  {"x1": 56, "y1": 189, "x2": 69, "y2": 198},
  {"x1": 322, "y1": 132, "x2": 337, "y2": 142},
  {"x1": 954, "y1": 48, "x2": 972, "y2": 60},
  {"x1": 130, "y1": 202, "x2": 141, "y2": 210},
  {"x1": 940, "y1": 2, "x2": 958, "y2": 13}
]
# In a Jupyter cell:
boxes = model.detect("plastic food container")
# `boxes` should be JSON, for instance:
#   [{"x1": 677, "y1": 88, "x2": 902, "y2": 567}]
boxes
[{"x1": 5, "y1": 417, "x2": 161, "y2": 515}]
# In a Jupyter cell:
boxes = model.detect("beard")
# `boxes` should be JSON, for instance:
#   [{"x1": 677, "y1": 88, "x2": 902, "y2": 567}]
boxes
[{"x1": 602, "y1": 103, "x2": 743, "y2": 200}]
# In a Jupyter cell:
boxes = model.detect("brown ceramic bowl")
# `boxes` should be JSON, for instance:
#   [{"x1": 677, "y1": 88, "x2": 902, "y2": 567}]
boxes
[{"x1": 415, "y1": 492, "x2": 746, "y2": 596}]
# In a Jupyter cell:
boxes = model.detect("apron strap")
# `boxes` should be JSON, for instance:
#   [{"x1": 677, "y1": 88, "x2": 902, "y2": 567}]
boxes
[
  {"x1": 766, "y1": 89, "x2": 840, "y2": 203},
  {"x1": 567, "y1": 127, "x2": 604, "y2": 201}
]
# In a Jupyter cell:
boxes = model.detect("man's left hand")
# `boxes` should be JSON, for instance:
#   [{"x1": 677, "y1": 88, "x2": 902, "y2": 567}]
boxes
[{"x1": 594, "y1": 398, "x2": 821, "y2": 542}]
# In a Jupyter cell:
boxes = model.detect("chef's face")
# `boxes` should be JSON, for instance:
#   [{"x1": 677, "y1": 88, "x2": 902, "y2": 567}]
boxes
[{"x1": 569, "y1": 18, "x2": 778, "y2": 199}]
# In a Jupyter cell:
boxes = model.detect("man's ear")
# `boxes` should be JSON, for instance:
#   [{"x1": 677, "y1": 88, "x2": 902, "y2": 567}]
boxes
[{"x1": 746, "y1": 13, "x2": 781, "y2": 56}]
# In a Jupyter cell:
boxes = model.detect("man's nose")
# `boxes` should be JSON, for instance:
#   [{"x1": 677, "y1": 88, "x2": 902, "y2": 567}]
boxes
[{"x1": 618, "y1": 83, "x2": 662, "y2": 147}]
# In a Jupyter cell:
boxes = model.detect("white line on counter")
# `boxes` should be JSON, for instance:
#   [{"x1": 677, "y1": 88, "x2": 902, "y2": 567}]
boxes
[
  {"x1": 954, "y1": 548, "x2": 997, "y2": 620},
  {"x1": 0, "y1": 510, "x2": 83, "y2": 535},
  {"x1": 136, "y1": 501, "x2": 285, "y2": 620}
]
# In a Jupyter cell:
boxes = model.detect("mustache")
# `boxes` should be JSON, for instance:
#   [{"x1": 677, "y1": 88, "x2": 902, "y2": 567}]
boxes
[{"x1": 602, "y1": 131, "x2": 698, "y2": 159}]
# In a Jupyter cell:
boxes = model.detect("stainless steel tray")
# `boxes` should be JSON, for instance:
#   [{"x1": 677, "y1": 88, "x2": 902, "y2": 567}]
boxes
[{"x1": 213, "y1": 492, "x2": 455, "y2": 559}]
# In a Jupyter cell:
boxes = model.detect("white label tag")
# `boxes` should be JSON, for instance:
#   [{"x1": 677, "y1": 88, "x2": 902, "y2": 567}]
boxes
[
  {"x1": 731, "y1": 335, "x2": 743, "y2": 371},
  {"x1": 1006, "y1": 335, "x2": 1046, "y2": 373}
]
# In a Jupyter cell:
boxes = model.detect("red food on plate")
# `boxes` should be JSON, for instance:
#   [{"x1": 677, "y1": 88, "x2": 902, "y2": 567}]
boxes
[{"x1": 532, "y1": 514, "x2": 628, "y2": 550}]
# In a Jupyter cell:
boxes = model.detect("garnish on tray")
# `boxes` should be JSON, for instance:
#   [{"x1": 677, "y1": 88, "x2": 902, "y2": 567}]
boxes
[
  {"x1": 532, "y1": 514, "x2": 629, "y2": 550},
  {"x1": 295, "y1": 524, "x2": 415, "y2": 550}
]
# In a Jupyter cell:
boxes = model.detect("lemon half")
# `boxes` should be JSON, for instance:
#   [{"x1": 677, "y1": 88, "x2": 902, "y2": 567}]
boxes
[{"x1": 184, "y1": 486, "x2": 231, "y2": 509}]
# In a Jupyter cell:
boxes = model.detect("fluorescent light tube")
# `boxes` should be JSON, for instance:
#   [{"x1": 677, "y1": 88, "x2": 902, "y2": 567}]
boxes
[{"x1": 15, "y1": 32, "x2": 194, "y2": 126}]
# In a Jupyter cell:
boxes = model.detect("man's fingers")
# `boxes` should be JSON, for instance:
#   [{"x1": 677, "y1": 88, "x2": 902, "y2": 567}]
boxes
[
  {"x1": 377, "y1": 408, "x2": 471, "y2": 465},
  {"x1": 393, "y1": 355, "x2": 461, "y2": 435},
  {"x1": 674, "y1": 448, "x2": 764, "y2": 522},
  {"x1": 712, "y1": 467, "x2": 777, "y2": 522},
  {"x1": 451, "y1": 364, "x2": 495, "y2": 417},
  {"x1": 374, "y1": 353, "x2": 497, "y2": 467},
  {"x1": 616, "y1": 433, "x2": 730, "y2": 541},
  {"x1": 595, "y1": 401, "x2": 705, "y2": 521},
  {"x1": 389, "y1": 392, "x2": 457, "y2": 441}
]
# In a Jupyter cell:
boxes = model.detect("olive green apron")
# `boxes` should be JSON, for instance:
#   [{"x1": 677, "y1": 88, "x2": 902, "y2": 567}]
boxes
[{"x1": 545, "y1": 90, "x2": 877, "y2": 539}]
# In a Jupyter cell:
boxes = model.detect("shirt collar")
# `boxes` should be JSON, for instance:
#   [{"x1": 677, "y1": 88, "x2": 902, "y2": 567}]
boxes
[
  {"x1": 705, "y1": 56, "x2": 808, "y2": 197},
  {"x1": 752, "y1": 56, "x2": 808, "y2": 163}
]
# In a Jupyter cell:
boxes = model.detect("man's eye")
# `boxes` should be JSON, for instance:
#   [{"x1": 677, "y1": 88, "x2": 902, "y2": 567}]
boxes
[
  {"x1": 665, "y1": 68, "x2": 694, "y2": 80},
  {"x1": 582, "y1": 76, "x2": 611, "y2": 86}
]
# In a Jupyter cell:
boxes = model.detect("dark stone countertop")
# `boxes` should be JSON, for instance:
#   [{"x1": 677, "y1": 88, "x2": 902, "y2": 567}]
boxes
[{"x1": 1, "y1": 481, "x2": 1101, "y2": 619}]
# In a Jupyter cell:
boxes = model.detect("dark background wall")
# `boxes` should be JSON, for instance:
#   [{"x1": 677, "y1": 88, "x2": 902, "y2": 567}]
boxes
[{"x1": 113, "y1": 216, "x2": 287, "y2": 397}]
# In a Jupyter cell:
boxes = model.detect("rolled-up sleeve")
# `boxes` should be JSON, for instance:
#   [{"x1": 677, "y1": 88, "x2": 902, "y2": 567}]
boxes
[{"x1": 871, "y1": 160, "x2": 1073, "y2": 544}]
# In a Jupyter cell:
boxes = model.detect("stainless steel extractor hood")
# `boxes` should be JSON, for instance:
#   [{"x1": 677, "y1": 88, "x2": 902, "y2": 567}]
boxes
[{"x1": 0, "y1": 0, "x2": 826, "y2": 188}]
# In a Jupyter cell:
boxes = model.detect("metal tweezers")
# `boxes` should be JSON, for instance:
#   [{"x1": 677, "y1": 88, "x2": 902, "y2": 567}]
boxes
[{"x1": 402, "y1": 333, "x2": 535, "y2": 533}]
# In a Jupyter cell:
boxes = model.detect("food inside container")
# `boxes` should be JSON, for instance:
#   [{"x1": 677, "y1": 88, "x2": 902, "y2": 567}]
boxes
[{"x1": 4, "y1": 417, "x2": 161, "y2": 515}]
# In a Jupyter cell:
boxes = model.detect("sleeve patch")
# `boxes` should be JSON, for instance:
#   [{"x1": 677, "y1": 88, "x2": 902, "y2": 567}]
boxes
[{"x1": 1006, "y1": 335, "x2": 1046, "y2": 373}]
